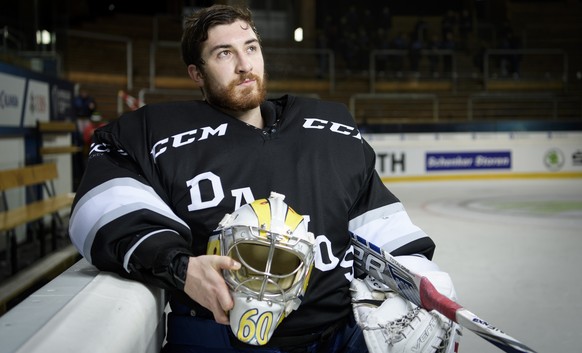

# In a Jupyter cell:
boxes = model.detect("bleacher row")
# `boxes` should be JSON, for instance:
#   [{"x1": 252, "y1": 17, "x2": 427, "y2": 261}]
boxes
[
  {"x1": 0, "y1": 122, "x2": 82, "y2": 314},
  {"x1": 61, "y1": 3, "x2": 582, "y2": 125}
]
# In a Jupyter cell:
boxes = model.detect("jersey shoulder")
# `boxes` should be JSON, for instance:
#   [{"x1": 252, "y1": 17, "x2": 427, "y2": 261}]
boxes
[{"x1": 283, "y1": 95, "x2": 355, "y2": 125}]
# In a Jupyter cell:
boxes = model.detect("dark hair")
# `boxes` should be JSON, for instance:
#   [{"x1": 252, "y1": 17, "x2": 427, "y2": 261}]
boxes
[{"x1": 181, "y1": 5, "x2": 260, "y2": 68}]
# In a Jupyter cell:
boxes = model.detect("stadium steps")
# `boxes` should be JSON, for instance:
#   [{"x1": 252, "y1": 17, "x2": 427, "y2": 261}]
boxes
[{"x1": 63, "y1": 10, "x2": 582, "y2": 124}]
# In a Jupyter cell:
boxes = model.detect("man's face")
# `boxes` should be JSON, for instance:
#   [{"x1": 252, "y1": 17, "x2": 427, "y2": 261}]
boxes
[{"x1": 190, "y1": 19, "x2": 266, "y2": 112}]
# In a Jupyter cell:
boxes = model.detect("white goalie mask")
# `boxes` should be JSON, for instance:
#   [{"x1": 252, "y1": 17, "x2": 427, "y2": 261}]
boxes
[{"x1": 211, "y1": 192, "x2": 315, "y2": 346}]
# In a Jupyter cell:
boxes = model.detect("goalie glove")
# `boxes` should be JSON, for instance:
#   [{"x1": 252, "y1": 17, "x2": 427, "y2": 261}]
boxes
[{"x1": 350, "y1": 256, "x2": 462, "y2": 353}]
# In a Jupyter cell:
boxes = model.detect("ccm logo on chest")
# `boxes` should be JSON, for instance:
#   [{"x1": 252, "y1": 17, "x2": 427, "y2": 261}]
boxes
[{"x1": 303, "y1": 118, "x2": 361, "y2": 140}]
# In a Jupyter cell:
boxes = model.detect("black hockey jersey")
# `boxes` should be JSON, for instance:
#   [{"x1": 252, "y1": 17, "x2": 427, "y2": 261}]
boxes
[{"x1": 69, "y1": 95, "x2": 435, "y2": 337}]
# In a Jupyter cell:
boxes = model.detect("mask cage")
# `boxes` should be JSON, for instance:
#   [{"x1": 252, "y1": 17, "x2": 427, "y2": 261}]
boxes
[{"x1": 222, "y1": 225, "x2": 310, "y2": 302}]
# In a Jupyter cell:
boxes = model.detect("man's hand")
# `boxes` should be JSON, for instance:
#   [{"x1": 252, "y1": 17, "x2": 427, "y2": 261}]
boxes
[{"x1": 183, "y1": 255, "x2": 241, "y2": 325}]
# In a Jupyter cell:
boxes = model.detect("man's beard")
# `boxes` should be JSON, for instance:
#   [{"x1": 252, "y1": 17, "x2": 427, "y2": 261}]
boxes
[{"x1": 204, "y1": 73, "x2": 267, "y2": 112}]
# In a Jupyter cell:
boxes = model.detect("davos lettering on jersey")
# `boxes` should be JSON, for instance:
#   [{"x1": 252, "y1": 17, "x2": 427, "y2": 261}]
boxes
[
  {"x1": 426, "y1": 151, "x2": 511, "y2": 171},
  {"x1": 150, "y1": 123, "x2": 228, "y2": 161},
  {"x1": 314, "y1": 234, "x2": 354, "y2": 281},
  {"x1": 303, "y1": 117, "x2": 362, "y2": 140}
]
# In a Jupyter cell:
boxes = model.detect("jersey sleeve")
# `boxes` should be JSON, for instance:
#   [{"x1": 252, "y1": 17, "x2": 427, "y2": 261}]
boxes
[
  {"x1": 69, "y1": 110, "x2": 193, "y2": 290},
  {"x1": 348, "y1": 139, "x2": 436, "y2": 260}
]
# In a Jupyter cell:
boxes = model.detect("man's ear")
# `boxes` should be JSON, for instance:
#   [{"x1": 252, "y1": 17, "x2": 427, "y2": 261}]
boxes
[{"x1": 187, "y1": 64, "x2": 204, "y2": 87}]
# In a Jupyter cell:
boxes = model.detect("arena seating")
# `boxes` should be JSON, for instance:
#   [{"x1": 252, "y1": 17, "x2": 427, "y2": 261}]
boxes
[{"x1": 62, "y1": 5, "x2": 581, "y2": 124}]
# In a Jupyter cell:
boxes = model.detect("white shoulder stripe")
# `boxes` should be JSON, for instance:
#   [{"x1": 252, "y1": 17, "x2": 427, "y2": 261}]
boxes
[
  {"x1": 348, "y1": 202, "x2": 428, "y2": 252},
  {"x1": 69, "y1": 178, "x2": 189, "y2": 262},
  {"x1": 348, "y1": 202, "x2": 405, "y2": 231}
]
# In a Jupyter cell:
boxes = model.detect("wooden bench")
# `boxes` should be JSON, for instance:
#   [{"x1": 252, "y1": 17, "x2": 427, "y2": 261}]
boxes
[
  {"x1": 486, "y1": 79, "x2": 564, "y2": 92},
  {"x1": 0, "y1": 163, "x2": 75, "y2": 275},
  {"x1": 37, "y1": 121, "x2": 82, "y2": 156},
  {"x1": 374, "y1": 80, "x2": 454, "y2": 93}
]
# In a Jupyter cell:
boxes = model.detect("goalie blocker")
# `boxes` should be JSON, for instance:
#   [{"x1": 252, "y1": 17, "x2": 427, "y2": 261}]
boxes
[{"x1": 351, "y1": 240, "x2": 462, "y2": 353}]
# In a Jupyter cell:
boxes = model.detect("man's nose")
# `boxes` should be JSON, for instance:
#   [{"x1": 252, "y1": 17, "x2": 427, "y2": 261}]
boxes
[{"x1": 236, "y1": 55, "x2": 253, "y2": 73}]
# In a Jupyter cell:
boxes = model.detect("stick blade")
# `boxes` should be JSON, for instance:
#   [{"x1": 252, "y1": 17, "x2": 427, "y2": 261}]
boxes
[{"x1": 455, "y1": 309, "x2": 539, "y2": 353}]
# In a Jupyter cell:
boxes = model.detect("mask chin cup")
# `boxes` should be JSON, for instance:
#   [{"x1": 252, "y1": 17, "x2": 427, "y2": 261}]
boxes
[
  {"x1": 224, "y1": 239, "x2": 306, "y2": 346},
  {"x1": 229, "y1": 291, "x2": 286, "y2": 346}
]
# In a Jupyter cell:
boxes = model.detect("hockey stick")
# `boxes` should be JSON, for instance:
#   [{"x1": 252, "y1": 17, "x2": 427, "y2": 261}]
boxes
[{"x1": 351, "y1": 234, "x2": 538, "y2": 353}]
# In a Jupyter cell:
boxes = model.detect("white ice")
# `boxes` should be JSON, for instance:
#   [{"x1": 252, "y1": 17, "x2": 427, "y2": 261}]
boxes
[{"x1": 388, "y1": 178, "x2": 582, "y2": 353}]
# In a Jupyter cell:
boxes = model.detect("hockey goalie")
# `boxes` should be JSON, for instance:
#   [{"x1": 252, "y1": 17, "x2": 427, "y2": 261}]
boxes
[{"x1": 351, "y1": 255, "x2": 462, "y2": 353}]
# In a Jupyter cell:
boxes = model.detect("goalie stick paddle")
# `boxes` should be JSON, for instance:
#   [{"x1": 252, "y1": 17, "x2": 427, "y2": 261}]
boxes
[{"x1": 351, "y1": 234, "x2": 538, "y2": 353}]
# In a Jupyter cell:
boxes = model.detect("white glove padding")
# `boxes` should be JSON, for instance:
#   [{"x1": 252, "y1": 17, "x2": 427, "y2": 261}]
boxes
[
  {"x1": 395, "y1": 255, "x2": 458, "y2": 301},
  {"x1": 351, "y1": 256, "x2": 462, "y2": 353}
]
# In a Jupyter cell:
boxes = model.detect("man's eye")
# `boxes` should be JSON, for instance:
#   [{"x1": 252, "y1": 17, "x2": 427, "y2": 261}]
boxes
[
  {"x1": 218, "y1": 50, "x2": 231, "y2": 58},
  {"x1": 247, "y1": 45, "x2": 258, "y2": 53}
]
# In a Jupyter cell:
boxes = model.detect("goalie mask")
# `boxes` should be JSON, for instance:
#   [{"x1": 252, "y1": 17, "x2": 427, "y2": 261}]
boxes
[{"x1": 211, "y1": 192, "x2": 315, "y2": 346}]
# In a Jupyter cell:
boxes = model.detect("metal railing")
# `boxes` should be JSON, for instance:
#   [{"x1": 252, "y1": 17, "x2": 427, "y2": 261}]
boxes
[
  {"x1": 483, "y1": 48, "x2": 568, "y2": 90},
  {"x1": 349, "y1": 93, "x2": 439, "y2": 121},
  {"x1": 1, "y1": 26, "x2": 24, "y2": 51},
  {"x1": 263, "y1": 47, "x2": 335, "y2": 92},
  {"x1": 368, "y1": 49, "x2": 456, "y2": 93},
  {"x1": 350, "y1": 92, "x2": 581, "y2": 123},
  {"x1": 66, "y1": 30, "x2": 134, "y2": 90},
  {"x1": 148, "y1": 40, "x2": 180, "y2": 90},
  {"x1": 148, "y1": 40, "x2": 335, "y2": 92},
  {"x1": 467, "y1": 92, "x2": 558, "y2": 120},
  {"x1": 60, "y1": 27, "x2": 579, "y2": 123}
]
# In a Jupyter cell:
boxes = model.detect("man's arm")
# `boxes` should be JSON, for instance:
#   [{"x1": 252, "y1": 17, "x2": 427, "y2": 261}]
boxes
[
  {"x1": 348, "y1": 140, "x2": 436, "y2": 259},
  {"x1": 69, "y1": 131, "x2": 242, "y2": 324},
  {"x1": 69, "y1": 143, "x2": 194, "y2": 290}
]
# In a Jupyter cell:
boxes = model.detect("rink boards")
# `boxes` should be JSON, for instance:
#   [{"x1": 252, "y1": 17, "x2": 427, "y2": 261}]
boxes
[{"x1": 365, "y1": 131, "x2": 582, "y2": 180}]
